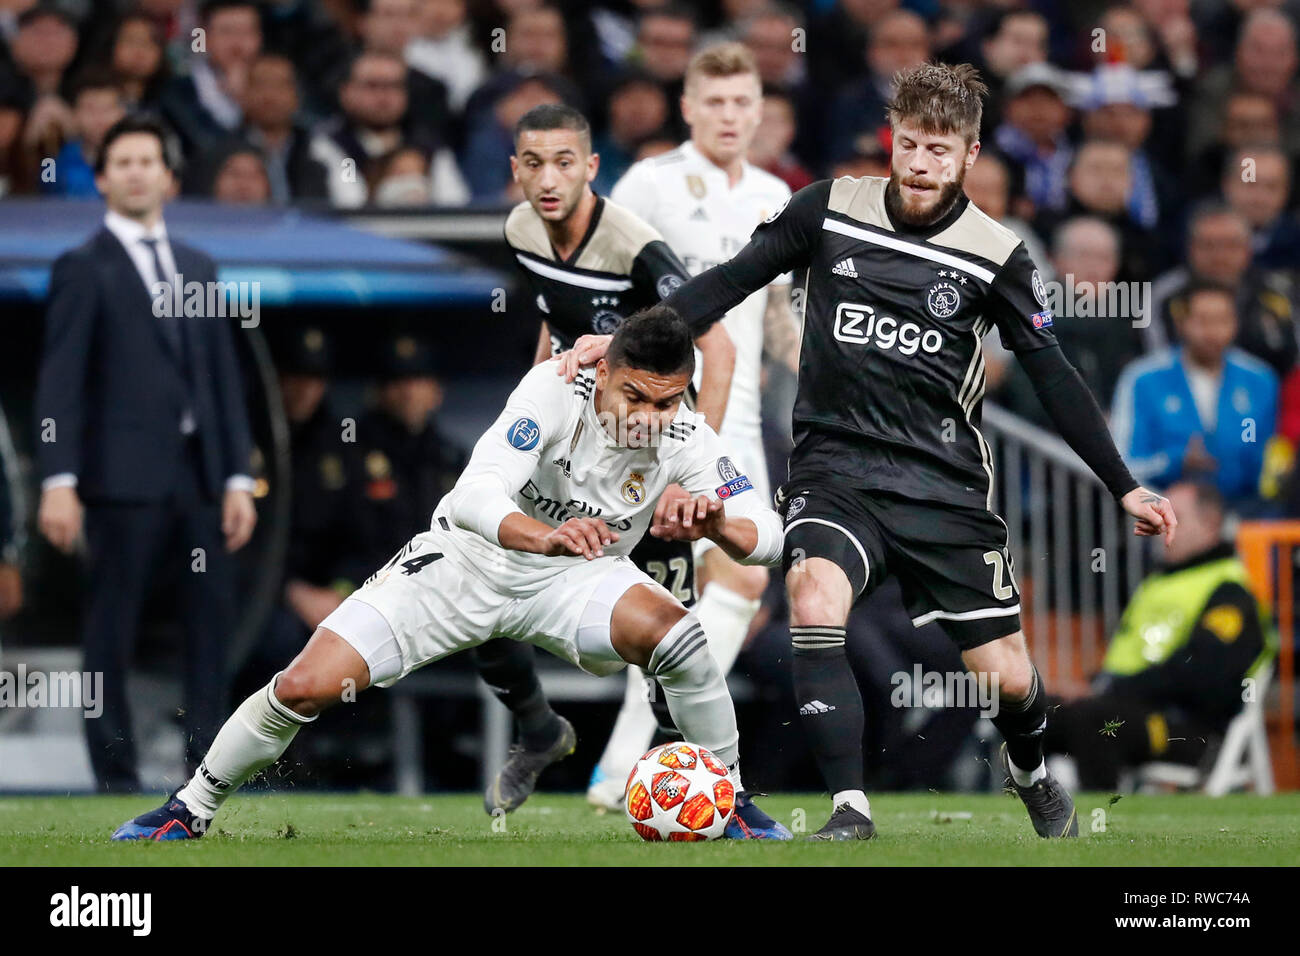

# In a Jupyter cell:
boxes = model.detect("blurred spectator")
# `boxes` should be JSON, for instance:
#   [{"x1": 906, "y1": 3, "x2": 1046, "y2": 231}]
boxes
[
  {"x1": 1188, "y1": 9, "x2": 1300, "y2": 169},
  {"x1": 237, "y1": 53, "x2": 328, "y2": 203},
  {"x1": 37, "y1": 70, "x2": 125, "y2": 200},
  {"x1": 0, "y1": 74, "x2": 24, "y2": 196},
  {"x1": 354, "y1": 0, "x2": 453, "y2": 147},
  {"x1": 825, "y1": 9, "x2": 929, "y2": 166},
  {"x1": 1037, "y1": 139, "x2": 1164, "y2": 282},
  {"x1": 830, "y1": 127, "x2": 890, "y2": 180},
  {"x1": 132, "y1": 0, "x2": 202, "y2": 75},
  {"x1": 258, "y1": 0, "x2": 353, "y2": 118},
  {"x1": 206, "y1": 140, "x2": 271, "y2": 204},
  {"x1": 406, "y1": 0, "x2": 487, "y2": 112},
  {"x1": 1112, "y1": 280, "x2": 1278, "y2": 506},
  {"x1": 98, "y1": 11, "x2": 169, "y2": 111},
  {"x1": 628, "y1": 4, "x2": 697, "y2": 124},
  {"x1": 739, "y1": 3, "x2": 805, "y2": 92},
  {"x1": 1043, "y1": 480, "x2": 1271, "y2": 790},
  {"x1": 962, "y1": 149, "x2": 1051, "y2": 282},
  {"x1": 976, "y1": 8, "x2": 1048, "y2": 134},
  {"x1": 371, "y1": 143, "x2": 433, "y2": 206},
  {"x1": 748, "y1": 87, "x2": 812, "y2": 193},
  {"x1": 1191, "y1": 90, "x2": 1280, "y2": 197},
  {"x1": 2, "y1": 5, "x2": 80, "y2": 106},
  {"x1": 806, "y1": 0, "x2": 903, "y2": 98},
  {"x1": 1221, "y1": 144, "x2": 1300, "y2": 271},
  {"x1": 311, "y1": 49, "x2": 466, "y2": 208},
  {"x1": 592, "y1": 70, "x2": 667, "y2": 194},
  {"x1": 1146, "y1": 204, "x2": 1299, "y2": 375},
  {"x1": 1129, "y1": 0, "x2": 1200, "y2": 79},
  {"x1": 1075, "y1": 63, "x2": 1180, "y2": 233},
  {"x1": 994, "y1": 61, "x2": 1074, "y2": 217},
  {"x1": 159, "y1": 0, "x2": 262, "y2": 158},
  {"x1": 356, "y1": 334, "x2": 466, "y2": 569}
]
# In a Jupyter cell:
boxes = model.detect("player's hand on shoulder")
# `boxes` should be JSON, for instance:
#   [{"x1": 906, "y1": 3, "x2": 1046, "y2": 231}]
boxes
[
  {"x1": 650, "y1": 488, "x2": 725, "y2": 542},
  {"x1": 556, "y1": 334, "x2": 613, "y2": 381},
  {"x1": 1121, "y1": 485, "x2": 1177, "y2": 546},
  {"x1": 542, "y1": 516, "x2": 619, "y2": 559}
]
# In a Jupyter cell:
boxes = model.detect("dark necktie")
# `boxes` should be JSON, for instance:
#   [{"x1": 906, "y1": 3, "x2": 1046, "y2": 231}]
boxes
[{"x1": 141, "y1": 236, "x2": 196, "y2": 426}]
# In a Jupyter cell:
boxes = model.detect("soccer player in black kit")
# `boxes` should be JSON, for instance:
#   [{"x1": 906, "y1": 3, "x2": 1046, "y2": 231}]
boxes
[{"x1": 564, "y1": 63, "x2": 1178, "y2": 839}]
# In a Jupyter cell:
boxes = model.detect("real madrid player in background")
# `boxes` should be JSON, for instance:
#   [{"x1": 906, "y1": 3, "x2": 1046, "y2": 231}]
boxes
[
  {"x1": 112, "y1": 307, "x2": 791, "y2": 841},
  {"x1": 564, "y1": 63, "x2": 1178, "y2": 840},
  {"x1": 587, "y1": 43, "x2": 800, "y2": 810},
  {"x1": 467, "y1": 101, "x2": 739, "y2": 817}
]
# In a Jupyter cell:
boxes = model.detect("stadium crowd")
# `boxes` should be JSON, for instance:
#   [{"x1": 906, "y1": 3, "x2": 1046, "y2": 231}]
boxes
[{"x1": 0, "y1": 0, "x2": 1293, "y2": 794}]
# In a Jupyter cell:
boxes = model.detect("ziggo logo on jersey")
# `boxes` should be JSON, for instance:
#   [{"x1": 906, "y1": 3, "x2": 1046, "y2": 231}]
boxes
[{"x1": 834, "y1": 302, "x2": 943, "y2": 355}]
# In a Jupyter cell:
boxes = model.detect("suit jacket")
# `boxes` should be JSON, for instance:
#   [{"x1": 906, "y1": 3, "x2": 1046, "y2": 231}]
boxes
[{"x1": 35, "y1": 226, "x2": 253, "y2": 503}]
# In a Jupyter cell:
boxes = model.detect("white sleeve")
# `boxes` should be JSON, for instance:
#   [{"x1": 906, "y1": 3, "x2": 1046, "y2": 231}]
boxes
[
  {"x1": 610, "y1": 160, "x2": 657, "y2": 223},
  {"x1": 671, "y1": 423, "x2": 784, "y2": 566},
  {"x1": 444, "y1": 363, "x2": 569, "y2": 546}
]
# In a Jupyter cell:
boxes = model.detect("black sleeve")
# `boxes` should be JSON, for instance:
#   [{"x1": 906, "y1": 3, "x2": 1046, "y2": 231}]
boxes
[
  {"x1": 984, "y1": 242, "x2": 1059, "y2": 354},
  {"x1": 1018, "y1": 344, "x2": 1139, "y2": 500},
  {"x1": 34, "y1": 249, "x2": 96, "y2": 481},
  {"x1": 662, "y1": 179, "x2": 830, "y2": 335},
  {"x1": 631, "y1": 238, "x2": 690, "y2": 304}
]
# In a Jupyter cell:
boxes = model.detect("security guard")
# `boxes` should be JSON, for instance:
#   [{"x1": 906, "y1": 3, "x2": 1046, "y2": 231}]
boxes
[
  {"x1": 356, "y1": 334, "x2": 468, "y2": 569},
  {"x1": 1044, "y1": 480, "x2": 1273, "y2": 789}
]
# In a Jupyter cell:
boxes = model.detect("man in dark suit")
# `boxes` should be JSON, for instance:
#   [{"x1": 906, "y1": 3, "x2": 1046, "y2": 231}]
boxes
[{"x1": 35, "y1": 114, "x2": 257, "y2": 793}]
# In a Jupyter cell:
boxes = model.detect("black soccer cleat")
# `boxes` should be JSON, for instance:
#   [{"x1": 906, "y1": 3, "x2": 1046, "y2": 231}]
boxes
[
  {"x1": 808, "y1": 802, "x2": 877, "y2": 841},
  {"x1": 484, "y1": 717, "x2": 577, "y2": 814},
  {"x1": 1000, "y1": 744, "x2": 1079, "y2": 838}
]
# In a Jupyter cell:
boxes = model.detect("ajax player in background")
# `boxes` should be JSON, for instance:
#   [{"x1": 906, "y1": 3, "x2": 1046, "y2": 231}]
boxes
[
  {"x1": 472, "y1": 102, "x2": 738, "y2": 817},
  {"x1": 587, "y1": 43, "x2": 800, "y2": 810},
  {"x1": 112, "y1": 308, "x2": 791, "y2": 841},
  {"x1": 564, "y1": 63, "x2": 1178, "y2": 840}
]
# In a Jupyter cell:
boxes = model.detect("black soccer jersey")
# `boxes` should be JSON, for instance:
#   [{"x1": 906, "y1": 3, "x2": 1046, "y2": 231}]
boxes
[
  {"x1": 505, "y1": 195, "x2": 691, "y2": 355},
  {"x1": 663, "y1": 175, "x2": 1061, "y2": 509}
]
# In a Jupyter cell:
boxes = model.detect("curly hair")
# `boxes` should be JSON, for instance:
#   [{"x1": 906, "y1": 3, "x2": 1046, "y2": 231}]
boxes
[{"x1": 886, "y1": 62, "x2": 989, "y2": 144}]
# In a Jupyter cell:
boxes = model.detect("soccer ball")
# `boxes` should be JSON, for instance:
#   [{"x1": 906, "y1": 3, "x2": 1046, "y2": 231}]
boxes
[{"x1": 623, "y1": 742, "x2": 736, "y2": 841}]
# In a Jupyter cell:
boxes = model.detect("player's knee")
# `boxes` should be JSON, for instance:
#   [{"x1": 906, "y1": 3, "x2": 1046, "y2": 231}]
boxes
[
  {"x1": 272, "y1": 667, "x2": 338, "y2": 719},
  {"x1": 622, "y1": 603, "x2": 691, "y2": 669},
  {"x1": 785, "y1": 558, "x2": 852, "y2": 626}
]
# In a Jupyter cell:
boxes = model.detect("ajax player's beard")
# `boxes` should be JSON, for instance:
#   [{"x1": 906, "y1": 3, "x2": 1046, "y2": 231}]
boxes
[{"x1": 885, "y1": 165, "x2": 967, "y2": 228}]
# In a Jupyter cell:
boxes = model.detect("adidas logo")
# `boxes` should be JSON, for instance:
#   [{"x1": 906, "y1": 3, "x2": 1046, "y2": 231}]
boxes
[
  {"x1": 831, "y1": 257, "x2": 858, "y2": 278},
  {"x1": 690, "y1": 206, "x2": 709, "y2": 221},
  {"x1": 799, "y1": 700, "x2": 836, "y2": 716}
]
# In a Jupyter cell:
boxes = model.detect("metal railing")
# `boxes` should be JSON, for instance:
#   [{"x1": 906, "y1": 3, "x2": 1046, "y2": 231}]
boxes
[{"x1": 981, "y1": 403, "x2": 1153, "y2": 690}]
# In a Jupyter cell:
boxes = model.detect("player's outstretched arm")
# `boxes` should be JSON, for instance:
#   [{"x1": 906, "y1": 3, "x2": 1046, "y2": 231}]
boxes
[
  {"x1": 498, "y1": 512, "x2": 619, "y2": 560},
  {"x1": 649, "y1": 490, "x2": 781, "y2": 566}
]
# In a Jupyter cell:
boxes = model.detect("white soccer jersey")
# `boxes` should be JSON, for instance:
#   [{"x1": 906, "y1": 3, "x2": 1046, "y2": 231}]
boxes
[
  {"x1": 611, "y1": 141, "x2": 792, "y2": 442},
  {"x1": 433, "y1": 360, "x2": 782, "y2": 592}
]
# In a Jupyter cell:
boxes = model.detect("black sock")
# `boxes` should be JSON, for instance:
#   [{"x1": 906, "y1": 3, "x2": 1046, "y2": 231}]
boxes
[
  {"x1": 473, "y1": 639, "x2": 563, "y2": 750},
  {"x1": 791, "y1": 627, "x2": 865, "y2": 795},
  {"x1": 991, "y1": 665, "x2": 1048, "y2": 774}
]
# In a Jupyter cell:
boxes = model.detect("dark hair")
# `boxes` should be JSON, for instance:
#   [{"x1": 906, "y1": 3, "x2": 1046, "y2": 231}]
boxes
[
  {"x1": 607, "y1": 305, "x2": 695, "y2": 378},
  {"x1": 200, "y1": 0, "x2": 259, "y2": 23},
  {"x1": 68, "y1": 68, "x2": 123, "y2": 104},
  {"x1": 887, "y1": 62, "x2": 988, "y2": 144},
  {"x1": 1183, "y1": 277, "x2": 1238, "y2": 312},
  {"x1": 96, "y1": 114, "x2": 176, "y2": 174},
  {"x1": 514, "y1": 103, "x2": 591, "y2": 152}
]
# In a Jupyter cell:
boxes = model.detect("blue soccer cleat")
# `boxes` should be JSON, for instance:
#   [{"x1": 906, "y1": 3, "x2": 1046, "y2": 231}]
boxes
[
  {"x1": 111, "y1": 792, "x2": 208, "y2": 841},
  {"x1": 723, "y1": 791, "x2": 792, "y2": 840}
]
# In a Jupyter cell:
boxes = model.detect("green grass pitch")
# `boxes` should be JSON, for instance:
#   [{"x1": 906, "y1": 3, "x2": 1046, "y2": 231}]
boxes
[{"x1": 2, "y1": 792, "x2": 1297, "y2": 866}]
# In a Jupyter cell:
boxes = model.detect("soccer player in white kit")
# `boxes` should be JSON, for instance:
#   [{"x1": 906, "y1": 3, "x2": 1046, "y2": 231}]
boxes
[
  {"x1": 588, "y1": 43, "x2": 801, "y2": 808},
  {"x1": 111, "y1": 306, "x2": 793, "y2": 841}
]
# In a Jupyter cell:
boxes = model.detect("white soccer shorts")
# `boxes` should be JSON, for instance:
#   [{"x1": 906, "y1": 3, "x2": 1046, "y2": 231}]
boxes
[{"x1": 319, "y1": 526, "x2": 667, "y2": 686}]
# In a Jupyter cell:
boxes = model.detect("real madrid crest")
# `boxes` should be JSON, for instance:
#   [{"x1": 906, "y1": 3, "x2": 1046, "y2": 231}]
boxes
[
  {"x1": 686, "y1": 174, "x2": 706, "y2": 199},
  {"x1": 621, "y1": 471, "x2": 647, "y2": 505},
  {"x1": 927, "y1": 280, "x2": 961, "y2": 319}
]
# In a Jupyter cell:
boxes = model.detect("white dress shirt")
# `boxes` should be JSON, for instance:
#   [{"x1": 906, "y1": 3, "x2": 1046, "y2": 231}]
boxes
[{"x1": 42, "y1": 211, "x2": 255, "y2": 494}]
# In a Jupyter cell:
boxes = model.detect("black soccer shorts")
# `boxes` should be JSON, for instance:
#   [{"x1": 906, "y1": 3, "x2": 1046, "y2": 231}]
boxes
[
  {"x1": 778, "y1": 480, "x2": 1021, "y2": 650},
  {"x1": 630, "y1": 534, "x2": 697, "y2": 608}
]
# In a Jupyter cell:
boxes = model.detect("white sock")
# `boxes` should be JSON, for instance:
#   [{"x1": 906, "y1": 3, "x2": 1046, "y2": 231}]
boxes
[
  {"x1": 833, "y1": 789, "x2": 872, "y2": 819},
  {"x1": 1008, "y1": 756, "x2": 1048, "y2": 788},
  {"x1": 595, "y1": 665, "x2": 659, "y2": 784},
  {"x1": 648, "y1": 614, "x2": 740, "y2": 768},
  {"x1": 694, "y1": 582, "x2": 761, "y2": 674},
  {"x1": 176, "y1": 674, "x2": 315, "y2": 820}
]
